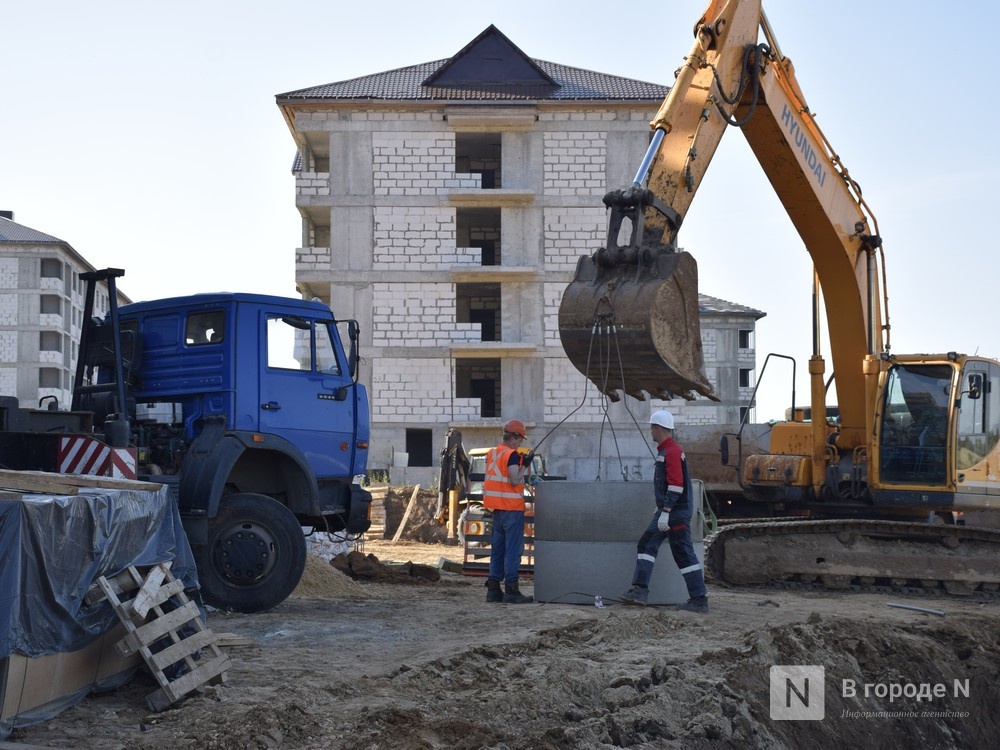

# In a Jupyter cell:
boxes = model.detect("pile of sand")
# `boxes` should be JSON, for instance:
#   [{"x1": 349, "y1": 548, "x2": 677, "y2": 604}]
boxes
[{"x1": 291, "y1": 553, "x2": 369, "y2": 599}]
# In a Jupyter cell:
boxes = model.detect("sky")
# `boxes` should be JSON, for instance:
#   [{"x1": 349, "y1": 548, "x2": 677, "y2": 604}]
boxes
[{"x1": 2, "y1": 0, "x2": 998, "y2": 422}]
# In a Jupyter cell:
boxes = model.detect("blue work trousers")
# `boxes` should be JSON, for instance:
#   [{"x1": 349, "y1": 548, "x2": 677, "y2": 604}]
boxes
[
  {"x1": 488, "y1": 509, "x2": 525, "y2": 586},
  {"x1": 631, "y1": 510, "x2": 706, "y2": 599}
]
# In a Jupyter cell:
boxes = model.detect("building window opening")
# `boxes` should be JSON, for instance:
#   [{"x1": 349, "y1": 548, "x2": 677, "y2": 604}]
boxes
[
  {"x1": 457, "y1": 283, "x2": 501, "y2": 342},
  {"x1": 738, "y1": 329, "x2": 755, "y2": 350},
  {"x1": 39, "y1": 367, "x2": 61, "y2": 388},
  {"x1": 457, "y1": 208, "x2": 501, "y2": 266},
  {"x1": 456, "y1": 358, "x2": 501, "y2": 418},
  {"x1": 40, "y1": 258, "x2": 63, "y2": 279},
  {"x1": 40, "y1": 331, "x2": 62, "y2": 352},
  {"x1": 405, "y1": 428, "x2": 434, "y2": 467},
  {"x1": 40, "y1": 295, "x2": 62, "y2": 315},
  {"x1": 739, "y1": 368, "x2": 754, "y2": 388},
  {"x1": 455, "y1": 132, "x2": 501, "y2": 189}
]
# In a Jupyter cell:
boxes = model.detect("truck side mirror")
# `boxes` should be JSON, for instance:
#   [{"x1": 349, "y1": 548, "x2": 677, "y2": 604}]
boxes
[
  {"x1": 967, "y1": 373, "x2": 983, "y2": 400},
  {"x1": 347, "y1": 320, "x2": 360, "y2": 380},
  {"x1": 719, "y1": 434, "x2": 730, "y2": 465}
]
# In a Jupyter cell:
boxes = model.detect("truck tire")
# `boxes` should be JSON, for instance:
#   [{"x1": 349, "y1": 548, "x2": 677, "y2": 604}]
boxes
[{"x1": 195, "y1": 492, "x2": 306, "y2": 613}]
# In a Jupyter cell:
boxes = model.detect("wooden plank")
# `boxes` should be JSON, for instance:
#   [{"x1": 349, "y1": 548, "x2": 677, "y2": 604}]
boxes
[
  {"x1": 147, "y1": 629, "x2": 220, "y2": 672},
  {"x1": 0, "y1": 468, "x2": 164, "y2": 494},
  {"x1": 0, "y1": 470, "x2": 79, "y2": 495},
  {"x1": 145, "y1": 654, "x2": 231, "y2": 712},
  {"x1": 130, "y1": 564, "x2": 170, "y2": 619},
  {"x1": 52, "y1": 474, "x2": 166, "y2": 492},
  {"x1": 215, "y1": 633, "x2": 255, "y2": 647},
  {"x1": 391, "y1": 484, "x2": 421, "y2": 543},
  {"x1": 116, "y1": 601, "x2": 201, "y2": 657},
  {"x1": 131, "y1": 577, "x2": 186, "y2": 618}
]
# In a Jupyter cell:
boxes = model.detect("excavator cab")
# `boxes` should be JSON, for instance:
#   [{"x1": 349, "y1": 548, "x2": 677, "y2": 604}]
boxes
[{"x1": 558, "y1": 187, "x2": 718, "y2": 402}]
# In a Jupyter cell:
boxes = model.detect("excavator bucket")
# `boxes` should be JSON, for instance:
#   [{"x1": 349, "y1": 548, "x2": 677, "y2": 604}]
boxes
[{"x1": 558, "y1": 195, "x2": 718, "y2": 402}]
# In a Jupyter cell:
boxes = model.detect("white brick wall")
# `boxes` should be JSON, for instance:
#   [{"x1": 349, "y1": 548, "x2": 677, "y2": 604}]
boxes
[
  {"x1": 372, "y1": 357, "x2": 455, "y2": 418},
  {"x1": 371, "y1": 282, "x2": 480, "y2": 346},
  {"x1": 373, "y1": 207, "x2": 465, "y2": 270},
  {"x1": 0, "y1": 258, "x2": 17, "y2": 288},
  {"x1": 544, "y1": 207, "x2": 606, "y2": 272},
  {"x1": 0, "y1": 294, "x2": 16, "y2": 326},
  {"x1": 373, "y1": 133, "x2": 480, "y2": 195},
  {"x1": 295, "y1": 172, "x2": 330, "y2": 196},
  {"x1": 544, "y1": 358, "x2": 614, "y2": 421},
  {"x1": 543, "y1": 281, "x2": 568, "y2": 349},
  {"x1": 0, "y1": 367, "x2": 14, "y2": 395},
  {"x1": 296, "y1": 246, "x2": 332, "y2": 271},
  {"x1": 0, "y1": 331, "x2": 16, "y2": 364},
  {"x1": 543, "y1": 132, "x2": 607, "y2": 196},
  {"x1": 700, "y1": 328, "x2": 717, "y2": 361}
]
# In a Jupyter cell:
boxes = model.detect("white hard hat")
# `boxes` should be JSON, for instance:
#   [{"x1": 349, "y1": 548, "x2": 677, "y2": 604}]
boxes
[{"x1": 649, "y1": 410, "x2": 674, "y2": 430}]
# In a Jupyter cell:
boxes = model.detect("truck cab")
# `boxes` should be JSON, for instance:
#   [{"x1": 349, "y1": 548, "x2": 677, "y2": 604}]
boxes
[{"x1": 74, "y1": 271, "x2": 372, "y2": 612}]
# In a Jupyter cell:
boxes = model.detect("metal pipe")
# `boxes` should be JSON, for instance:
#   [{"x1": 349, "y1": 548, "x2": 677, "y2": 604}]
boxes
[
  {"x1": 868, "y1": 249, "x2": 877, "y2": 354},
  {"x1": 886, "y1": 602, "x2": 946, "y2": 617},
  {"x1": 812, "y1": 268, "x2": 821, "y2": 356}
]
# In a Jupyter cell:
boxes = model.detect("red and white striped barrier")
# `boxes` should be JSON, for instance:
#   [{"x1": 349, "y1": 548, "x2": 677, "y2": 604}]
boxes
[{"x1": 58, "y1": 436, "x2": 137, "y2": 480}]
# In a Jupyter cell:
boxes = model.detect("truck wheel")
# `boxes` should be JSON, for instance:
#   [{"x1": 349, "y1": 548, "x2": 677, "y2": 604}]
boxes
[{"x1": 195, "y1": 493, "x2": 306, "y2": 613}]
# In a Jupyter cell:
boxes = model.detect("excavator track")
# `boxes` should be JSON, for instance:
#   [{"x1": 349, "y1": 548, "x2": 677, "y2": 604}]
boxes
[{"x1": 706, "y1": 519, "x2": 1000, "y2": 599}]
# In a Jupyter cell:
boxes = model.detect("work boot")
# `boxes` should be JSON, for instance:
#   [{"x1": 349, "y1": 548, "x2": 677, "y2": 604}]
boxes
[
  {"x1": 485, "y1": 578, "x2": 503, "y2": 603},
  {"x1": 677, "y1": 596, "x2": 709, "y2": 613},
  {"x1": 619, "y1": 586, "x2": 648, "y2": 606},
  {"x1": 503, "y1": 582, "x2": 533, "y2": 604}
]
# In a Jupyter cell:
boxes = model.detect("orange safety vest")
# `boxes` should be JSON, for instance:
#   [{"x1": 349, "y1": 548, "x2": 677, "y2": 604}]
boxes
[{"x1": 482, "y1": 445, "x2": 525, "y2": 511}]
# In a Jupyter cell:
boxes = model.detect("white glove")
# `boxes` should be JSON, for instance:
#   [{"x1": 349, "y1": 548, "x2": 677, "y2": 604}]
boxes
[{"x1": 657, "y1": 510, "x2": 670, "y2": 532}]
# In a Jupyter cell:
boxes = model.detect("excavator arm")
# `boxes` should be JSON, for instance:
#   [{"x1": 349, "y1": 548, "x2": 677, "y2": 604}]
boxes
[{"x1": 559, "y1": 0, "x2": 886, "y2": 438}]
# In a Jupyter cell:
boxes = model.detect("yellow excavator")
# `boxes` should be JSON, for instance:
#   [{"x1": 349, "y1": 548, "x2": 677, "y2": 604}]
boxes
[{"x1": 559, "y1": 0, "x2": 1000, "y2": 595}]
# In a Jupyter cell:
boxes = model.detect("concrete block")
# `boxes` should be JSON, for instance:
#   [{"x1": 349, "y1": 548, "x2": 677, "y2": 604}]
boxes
[{"x1": 533, "y1": 480, "x2": 704, "y2": 606}]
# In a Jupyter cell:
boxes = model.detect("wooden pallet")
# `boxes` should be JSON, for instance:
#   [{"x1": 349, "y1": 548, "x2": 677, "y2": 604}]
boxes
[{"x1": 88, "y1": 563, "x2": 230, "y2": 712}]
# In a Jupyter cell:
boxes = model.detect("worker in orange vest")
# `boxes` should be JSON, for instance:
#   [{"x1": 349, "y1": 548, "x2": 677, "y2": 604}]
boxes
[{"x1": 483, "y1": 419, "x2": 534, "y2": 604}]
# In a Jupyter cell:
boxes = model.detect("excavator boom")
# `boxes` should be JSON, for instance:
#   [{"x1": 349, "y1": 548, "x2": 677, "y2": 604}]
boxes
[
  {"x1": 558, "y1": 0, "x2": 1000, "y2": 597},
  {"x1": 560, "y1": 0, "x2": 762, "y2": 401},
  {"x1": 559, "y1": 0, "x2": 882, "y2": 415}
]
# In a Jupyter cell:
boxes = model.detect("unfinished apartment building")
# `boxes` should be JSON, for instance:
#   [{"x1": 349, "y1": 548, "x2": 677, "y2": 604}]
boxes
[
  {"x1": 276, "y1": 27, "x2": 763, "y2": 482},
  {"x1": 0, "y1": 212, "x2": 125, "y2": 411}
]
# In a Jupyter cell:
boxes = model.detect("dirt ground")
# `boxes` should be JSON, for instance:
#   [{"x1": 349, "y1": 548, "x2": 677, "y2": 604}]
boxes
[{"x1": 7, "y1": 489, "x2": 1000, "y2": 749}]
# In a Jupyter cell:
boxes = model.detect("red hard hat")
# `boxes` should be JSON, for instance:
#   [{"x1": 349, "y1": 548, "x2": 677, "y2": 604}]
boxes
[{"x1": 503, "y1": 419, "x2": 527, "y2": 438}]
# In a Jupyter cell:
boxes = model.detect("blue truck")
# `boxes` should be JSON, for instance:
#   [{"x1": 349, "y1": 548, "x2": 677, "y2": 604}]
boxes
[{"x1": 0, "y1": 268, "x2": 371, "y2": 613}]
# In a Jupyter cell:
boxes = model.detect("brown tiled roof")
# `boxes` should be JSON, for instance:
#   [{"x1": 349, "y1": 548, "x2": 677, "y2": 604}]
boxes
[{"x1": 277, "y1": 59, "x2": 667, "y2": 103}]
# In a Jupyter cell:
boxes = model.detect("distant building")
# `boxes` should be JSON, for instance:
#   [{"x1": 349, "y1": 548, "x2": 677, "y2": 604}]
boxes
[
  {"x1": 276, "y1": 27, "x2": 764, "y2": 482},
  {"x1": 0, "y1": 212, "x2": 129, "y2": 409}
]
